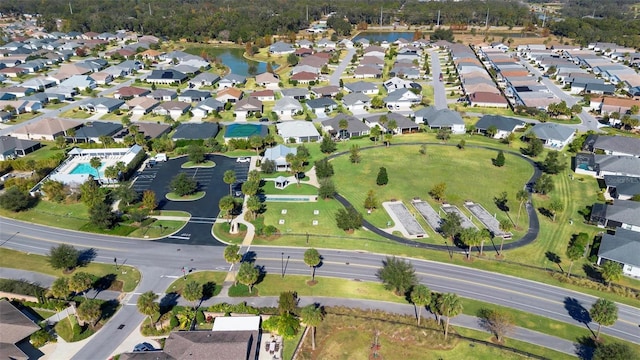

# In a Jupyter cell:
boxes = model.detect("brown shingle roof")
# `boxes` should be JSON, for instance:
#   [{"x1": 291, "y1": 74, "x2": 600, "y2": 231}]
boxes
[{"x1": 11, "y1": 117, "x2": 81, "y2": 137}]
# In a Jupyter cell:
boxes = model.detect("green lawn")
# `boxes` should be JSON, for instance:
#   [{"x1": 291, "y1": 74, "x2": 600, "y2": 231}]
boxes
[
  {"x1": 213, "y1": 222, "x2": 247, "y2": 244},
  {"x1": 166, "y1": 191, "x2": 206, "y2": 201},
  {"x1": 165, "y1": 271, "x2": 227, "y2": 296},
  {"x1": 0, "y1": 248, "x2": 141, "y2": 292},
  {"x1": 21, "y1": 143, "x2": 66, "y2": 161},
  {"x1": 59, "y1": 109, "x2": 92, "y2": 119},
  {"x1": 156, "y1": 210, "x2": 191, "y2": 217},
  {"x1": 127, "y1": 220, "x2": 186, "y2": 238},
  {"x1": 261, "y1": 182, "x2": 318, "y2": 195},
  {"x1": 261, "y1": 200, "x2": 361, "y2": 237},
  {"x1": 181, "y1": 160, "x2": 216, "y2": 168}
]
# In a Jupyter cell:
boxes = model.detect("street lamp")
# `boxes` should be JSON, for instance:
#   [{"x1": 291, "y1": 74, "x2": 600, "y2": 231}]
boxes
[
  {"x1": 182, "y1": 266, "x2": 187, "y2": 280},
  {"x1": 114, "y1": 257, "x2": 118, "y2": 270},
  {"x1": 281, "y1": 252, "x2": 284, "y2": 278}
]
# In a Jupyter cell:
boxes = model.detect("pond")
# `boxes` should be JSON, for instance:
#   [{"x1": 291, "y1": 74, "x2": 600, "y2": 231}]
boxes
[{"x1": 205, "y1": 47, "x2": 269, "y2": 77}]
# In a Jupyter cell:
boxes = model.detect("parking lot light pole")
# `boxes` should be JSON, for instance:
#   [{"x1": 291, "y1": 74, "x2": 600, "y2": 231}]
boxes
[{"x1": 281, "y1": 252, "x2": 284, "y2": 278}]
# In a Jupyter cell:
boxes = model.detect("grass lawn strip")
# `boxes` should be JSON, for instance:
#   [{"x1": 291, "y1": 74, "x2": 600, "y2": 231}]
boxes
[
  {"x1": 261, "y1": 181, "x2": 318, "y2": 195},
  {"x1": 252, "y1": 274, "x2": 640, "y2": 352},
  {"x1": 166, "y1": 191, "x2": 206, "y2": 201},
  {"x1": 0, "y1": 248, "x2": 141, "y2": 292},
  {"x1": 165, "y1": 271, "x2": 226, "y2": 297},
  {"x1": 181, "y1": 160, "x2": 216, "y2": 168},
  {"x1": 213, "y1": 222, "x2": 247, "y2": 245}
]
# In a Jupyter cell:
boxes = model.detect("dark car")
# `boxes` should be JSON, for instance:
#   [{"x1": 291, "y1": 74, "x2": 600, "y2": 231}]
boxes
[{"x1": 259, "y1": 118, "x2": 270, "y2": 122}]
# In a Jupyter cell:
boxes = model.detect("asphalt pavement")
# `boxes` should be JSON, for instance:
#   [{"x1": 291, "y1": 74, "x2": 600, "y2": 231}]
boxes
[
  {"x1": 429, "y1": 50, "x2": 447, "y2": 109},
  {"x1": 329, "y1": 47, "x2": 356, "y2": 87}
]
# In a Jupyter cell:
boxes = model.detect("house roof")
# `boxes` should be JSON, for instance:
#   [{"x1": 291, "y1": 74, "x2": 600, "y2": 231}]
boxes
[
  {"x1": 528, "y1": 123, "x2": 575, "y2": 142},
  {"x1": 344, "y1": 81, "x2": 378, "y2": 93},
  {"x1": 604, "y1": 175, "x2": 640, "y2": 197},
  {"x1": 276, "y1": 121, "x2": 320, "y2": 140},
  {"x1": 172, "y1": 123, "x2": 219, "y2": 140},
  {"x1": 366, "y1": 113, "x2": 418, "y2": 130},
  {"x1": 280, "y1": 88, "x2": 308, "y2": 98},
  {"x1": 129, "y1": 122, "x2": 171, "y2": 139},
  {"x1": 147, "y1": 69, "x2": 187, "y2": 81},
  {"x1": 342, "y1": 93, "x2": 371, "y2": 106},
  {"x1": 216, "y1": 87, "x2": 242, "y2": 100},
  {"x1": 415, "y1": 107, "x2": 465, "y2": 127},
  {"x1": 264, "y1": 144, "x2": 297, "y2": 165},
  {"x1": 250, "y1": 89, "x2": 275, "y2": 98},
  {"x1": 599, "y1": 228, "x2": 640, "y2": 267},
  {"x1": 73, "y1": 121, "x2": 123, "y2": 139},
  {"x1": 0, "y1": 136, "x2": 39, "y2": 154},
  {"x1": 180, "y1": 89, "x2": 211, "y2": 100},
  {"x1": 595, "y1": 155, "x2": 640, "y2": 176},
  {"x1": 116, "y1": 86, "x2": 150, "y2": 97},
  {"x1": 157, "y1": 101, "x2": 191, "y2": 112},
  {"x1": 190, "y1": 72, "x2": 220, "y2": 84},
  {"x1": 126, "y1": 97, "x2": 159, "y2": 109},
  {"x1": 603, "y1": 200, "x2": 640, "y2": 227},
  {"x1": 235, "y1": 97, "x2": 262, "y2": 111},
  {"x1": 306, "y1": 98, "x2": 336, "y2": 109},
  {"x1": 476, "y1": 115, "x2": 527, "y2": 132},
  {"x1": 255, "y1": 72, "x2": 279, "y2": 83},
  {"x1": 321, "y1": 114, "x2": 370, "y2": 133},
  {"x1": 149, "y1": 89, "x2": 177, "y2": 98},
  {"x1": 469, "y1": 91, "x2": 507, "y2": 104},
  {"x1": 221, "y1": 73, "x2": 246, "y2": 84},
  {"x1": 311, "y1": 85, "x2": 340, "y2": 96},
  {"x1": 273, "y1": 97, "x2": 303, "y2": 111},
  {"x1": 589, "y1": 135, "x2": 640, "y2": 156},
  {"x1": 194, "y1": 98, "x2": 224, "y2": 111},
  {"x1": 0, "y1": 300, "x2": 40, "y2": 348},
  {"x1": 383, "y1": 88, "x2": 420, "y2": 102},
  {"x1": 291, "y1": 71, "x2": 317, "y2": 81},
  {"x1": 11, "y1": 117, "x2": 80, "y2": 137}
]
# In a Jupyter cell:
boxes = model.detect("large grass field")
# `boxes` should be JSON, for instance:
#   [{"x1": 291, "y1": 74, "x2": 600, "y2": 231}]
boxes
[{"x1": 331, "y1": 144, "x2": 533, "y2": 243}]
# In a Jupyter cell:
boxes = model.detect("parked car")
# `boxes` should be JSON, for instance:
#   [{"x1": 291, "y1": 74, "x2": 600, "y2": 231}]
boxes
[
  {"x1": 236, "y1": 157, "x2": 251, "y2": 163},
  {"x1": 133, "y1": 343, "x2": 154, "y2": 352},
  {"x1": 259, "y1": 118, "x2": 270, "y2": 122}
]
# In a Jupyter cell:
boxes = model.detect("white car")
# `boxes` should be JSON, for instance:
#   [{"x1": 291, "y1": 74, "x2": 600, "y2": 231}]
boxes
[{"x1": 236, "y1": 157, "x2": 251, "y2": 163}]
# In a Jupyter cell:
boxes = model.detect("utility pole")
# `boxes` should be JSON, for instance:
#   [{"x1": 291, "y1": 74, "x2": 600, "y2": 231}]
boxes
[
  {"x1": 149, "y1": 3, "x2": 152, "y2": 16},
  {"x1": 541, "y1": 9, "x2": 546, "y2": 28},
  {"x1": 380, "y1": 7, "x2": 383, "y2": 27},
  {"x1": 437, "y1": 10, "x2": 441, "y2": 27},
  {"x1": 485, "y1": 8, "x2": 489, "y2": 29},
  {"x1": 306, "y1": 5, "x2": 309, "y2": 22},
  {"x1": 69, "y1": 1, "x2": 73, "y2": 15}
]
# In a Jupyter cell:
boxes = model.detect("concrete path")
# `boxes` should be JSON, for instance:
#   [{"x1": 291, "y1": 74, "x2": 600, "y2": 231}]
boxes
[{"x1": 329, "y1": 48, "x2": 356, "y2": 86}]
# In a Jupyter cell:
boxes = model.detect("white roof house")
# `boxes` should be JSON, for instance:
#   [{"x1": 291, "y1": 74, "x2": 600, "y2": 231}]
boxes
[
  {"x1": 211, "y1": 316, "x2": 260, "y2": 332},
  {"x1": 276, "y1": 121, "x2": 321, "y2": 143}
]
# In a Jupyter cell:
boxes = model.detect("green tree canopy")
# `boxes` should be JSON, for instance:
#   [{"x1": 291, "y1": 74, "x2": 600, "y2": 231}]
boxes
[
  {"x1": 303, "y1": 248, "x2": 321, "y2": 282},
  {"x1": 236, "y1": 262, "x2": 260, "y2": 293},
  {"x1": 376, "y1": 256, "x2": 418, "y2": 296},
  {"x1": 589, "y1": 298, "x2": 618, "y2": 340},
  {"x1": 48, "y1": 244, "x2": 79, "y2": 271}
]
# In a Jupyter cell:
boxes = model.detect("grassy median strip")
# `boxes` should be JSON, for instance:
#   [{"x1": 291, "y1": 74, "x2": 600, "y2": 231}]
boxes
[
  {"x1": 165, "y1": 271, "x2": 227, "y2": 296},
  {"x1": 0, "y1": 248, "x2": 141, "y2": 292}
]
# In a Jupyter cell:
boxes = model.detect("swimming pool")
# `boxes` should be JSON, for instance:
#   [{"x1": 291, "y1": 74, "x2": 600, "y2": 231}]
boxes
[{"x1": 69, "y1": 162, "x2": 105, "y2": 177}]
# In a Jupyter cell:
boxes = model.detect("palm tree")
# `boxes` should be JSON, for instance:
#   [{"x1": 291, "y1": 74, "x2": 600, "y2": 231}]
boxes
[
  {"x1": 300, "y1": 304, "x2": 324, "y2": 351},
  {"x1": 136, "y1": 291, "x2": 160, "y2": 325},
  {"x1": 589, "y1": 298, "x2": 618, "y2": 340},
  {"x1": 515, "y1": 189, "x2": 528, "y2": 229},
  {"x1": 460, "y1": 228, "x2": 480, "y2": 260},
  {"x1": 498, "y1": 219, "x2": 513, "y2": 255},
  {"x1": 218, "y1": 195, "x2": 236, "y2": 223},
  {"x1": 338, "y1": 118, "x2": 349, "y2": 139},
  {"x1": 478, "y1": 228, "x2": 492, "y2": 256},
  {"x1": 303, "y1": 248, "x2": 321, "y2": 282},
  {"x1": 104, "y1": 165, "x2": 119, "y2": 184},
  {"x1": 89, "y1": 157, "x2": 102, "y2": 182},
  {"x1": 370, "y1": 126, "x2": 381, "y2": 145},
  {"x1": 223, "y1": 170, "x2": 236, "y2": 196},
  {"x1": 224, "y1": 244, "x2": 242, "y2": 272},
  {"x1": 410, "y1": 284, "x2": 431, "y2": 326},
  {"x1": 438, "y1": 293, "x2": 463, "y2": 340}
]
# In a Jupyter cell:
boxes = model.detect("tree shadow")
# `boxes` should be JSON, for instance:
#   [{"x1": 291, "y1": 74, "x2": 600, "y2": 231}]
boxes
[
  {"x1": 578, "y1": 205, "x2": 593, "y2": 222},
  {"x1": 201, "y1": 281, "x2": 217, "y2": 301},
  {"x1": 159, "y1": 292, "x2": 179, "y2": 315},
  {"x1": 242, "y1": 251, "x2": 256, "y2": 263},
  {"x1": 100, "y1": 299, "x2": 119, "y2": 320},
  {"x1": 564, "y1": 297, "x2": 593, "y2": 333},
  {"x1": 493, "y1": 197, "x2": 509, "y2": 212},
  {"x1": 78, "y1": 248, "x2": 97, "y2": 267},
  {"x1": 574, "y1": 335, "x2": 596, "y2": 360},
  {"x1": 545, "y1": 251, "x2": 563, "y2": 272},
  {"x1": 582, "y1": 264, "x2": 603, "y2": 282},
  {"x1": 255, "y1": 265, "x2": 267, "y2": 286},
  {"x1": 93, "y1": 274, "x2": 116, "y2": 294},
  {"x1": 538, "y1": 207, "x2": 554, "y2": 221}
]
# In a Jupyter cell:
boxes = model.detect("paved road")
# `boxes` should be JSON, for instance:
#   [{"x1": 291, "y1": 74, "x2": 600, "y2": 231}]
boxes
[
  {"x1": 329, "y1": 47, "x2": 356, "y2": 86},
  {"x1": 1, "y1": 218, "x2": 638, "y2": 351},
  {"x1": 429, "y1": 50, "x2": 447, "y2": 109}
]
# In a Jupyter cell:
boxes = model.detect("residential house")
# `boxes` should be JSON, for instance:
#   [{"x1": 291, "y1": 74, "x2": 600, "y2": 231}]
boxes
[
  {"x1": 153, "y1": 101, "x2": 191, "y2": 118},
  {"x1": 414, "y1": 107, "x2": 466, "y2": 134},
  {"x1": 0, "y1": 100, "x2": 42, "y2": 114},
  {"x1": 365, "y1": 113, "x2": 419, "y2": 134},
  {"x1": 273, "y1": 97, "x2": 303, "y2": 120},
  {"x1": 263, "y1": 144, "x2": 297, "y2": 170},
  {"x1": 172, "y1": 123, "x2": 220, "y2": 140},
  {"x1": 599, "y1": 96, "x2": 640, "y2": 115},
  {"x1": 526, "y1": 123, "x2": 575, "y2": 149},
  {"x1": 128, "y1": 122, "x2": 171, "y2": 141},
  {"x1": 290, "y1": 71, "x2": 318, "y2": 84},
  {"x1": 20, "y1": 77, "x2": 56, "y2": 91},
  {"x1": 342, "y1": 93, "x2": 371, "y2": 113},
  {"x1": 316, "y1": 38, "x2": 336, "y2": 49},
  {"x1": 574, "y1": 153, "x2": 640, "y2": 179},
  {"x1": 249, "y1": 90, "x2": 275, "y2": 102},
  {"x1": 59, "y1": 75, "x2": 96, "y2": 91},
  {"x1": 234, "y1": 97, "x2": 263, "y2": 121},
  {"x1": 90, "y1": 71, "x2": 114, "y2": 85},
  {"x1": 11, "y1": 117, "x2": 81, "y2": 141},
  {"x1": 280, "y1": 88, "x2": 309, "y2": 101},
  {"x1": 223, "y1": 123, "x2": 268, "y2": 143},
  {"x1": 114, "y1": 86, "x2": 150, "y2": 100},
  {"x1": 218, "y1": 74, "x2": 246, "y2": 89},
  {"x1": 178, "y1": 90, "x2": 211, "y2": 103},
  {"x1": 148, "y1": 89, "x2": 177, "y2": 102},
  {"x1": 604, "y1": 175, "x2": 640, "y2": 200},
  {"x1": 269, "y1": 41, "x2": 295, "y2": 55},
  {"x1": 583, "y1": 135, "x2": 640, "y2": 157},
  {"x1": 0, "y1": 136, "x2": 41, "y2": 160},
  {"x1": 216, "y1": 88, "x2": 243, "y2": 104},
  {"x1": 305, "y1": 98, "x2": 337, "y2": 118},
  {"x1": 126, "y1": 97, "x2": 159, "y2": 115},
  {"x1": 475, "y1": 115, "x2": 527, "y2": 139},
  {"x1": 311, "y1": 85, "x2": 340, "y2": 98},
  {"x1": 383, "y1": 77, "x2": 412, "y2": 92},
  {"x1": 321, "y1": 114, "x2": 370, "y2": 139},
  {"x1": 364, "y1": 46, "x2": 386, "y2": 59},
  {"x1": 145, "y1": 69, "x2": 187, "y2": 84},
  {"x1": 0, "y1": 300, "x2": 41, "y2": 360},
  {"x1": 276, "y1": 121, "x2": 321, "y2": 143},
  {"x1": 597, "y1": 228, "x2": 640, "y2": 277},
  {"x1": 69, "y1": 121, "x2": 123, "y2": 143},
  {"x1": 353, "y1": 65, "x2": 382, "y2": 79},
  {"x1": 2, "y1": 86, "x2": 35, "y2": 98},
  {"x1": 590, "y1": 200, "x2": 640, "y2": 232},
  {"x1": 344, "y1": 81, "x2": 379, "y2": 95},
  {"x1": 383, "y1": 88, "x2": 421, "y2": 111},
  {"x1": 80, "y1": 98, "x2": 125, "y2": 114},
  {"x1": 468, "y1": 92, "x2": 509, "y2": 108},
  {"x1": 255, "y1": 72, "x2": 280, "y2": 89},
  {"x1": 192, "y1": 98, "x2": 225, "y2": 117}
]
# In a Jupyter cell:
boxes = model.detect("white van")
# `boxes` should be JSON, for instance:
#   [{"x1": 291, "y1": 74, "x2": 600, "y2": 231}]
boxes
[{"x1": 155, "y1": 153, "x2": 167, "y2": 162}]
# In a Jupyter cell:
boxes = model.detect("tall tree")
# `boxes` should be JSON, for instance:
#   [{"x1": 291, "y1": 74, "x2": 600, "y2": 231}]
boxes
[
  {"x1": 246, "y1": 195, "x2": 263, "y2": 220},
  {"x1": 303, "y1": 248, "x2": 321, "y2": 282},
  {"x1": 349, "y1": 144, "x2": 361, "y2": 164},
  {"x1": 49, "y1": 277, "x2": 70, "y2": 300},
  {"x1": 278, "y1": 291, "x2": 298, "y2": 315},
  {"x1": 142, "y1": 190, "x2": 157, "y2": 211},
  {"x1": 498, "y1": 219, "x2": 513, "y2": 255},
  {"x1": 601, "y1": 261, "x2": 623, "y2": 289},
  {"x1": 565, "y1": 243, "x2": 584, "y2": 277},
  {"x1": 460, "y1": 228, "x2": 481, "y2": 260},
  {"x1": 364, "y1": 190, "x2": 378, "y2": 211},
  {"x1": 370, "y1": 126, "x2": 381, "y2": 145},
  {"x1": 376, "y1": 256, "x2": 418, "y2": 296},
  {"x1": 77, "y1": 299, "x2": 102, "y2": 327},
  {"x1": 494, "y1": 150, "x2": 505, "y2": 167},
  {"x1": 223, "y1": 170, "x2": 236, "y2": 196},
  {"x1": 69, "y1": 272, "x2": 93, "y2": 299},
  {"x1": 515, "y1": 189, "x2": 529, "y2": 228},
  {"x1": 249, "y1": 135, "x2": 263, "y2": 156},
  {"x1": 376, "y1": 167, "x2": 388, "y2": 186},
  {"x1": 410, "y1": 284, "x2": 431, "y2": 326},
  {"x1": 182, "y1": 280, "x2": 202, "y2": 312},
  {"x1": 548, "y1": 199, "x2": 564, "y2": 222},
  {"x1": 589, "y1": 298, "x2": 618, "y2": 340},
  {"x1": 136, "y1": 291, "x2": 160, "y2": 325},
  {"x1": 236, "y1": 262, "x2": 260, "y2": 294},
  {"x1": 48, "y1": 244, "x2": 79, "y2": 272},
  {"x1": 218, "y1": 195, "x2": 236, "y2": 223},
  {"x1": 224, "y1": 244, "x2": 242, "y2": 269},
  {"x1": 479, "y1": 309, "x2": 514, "y2": 343},
  {"x1": 300, "y1": 304, "x2": 323, "y2": 351},
  {"x1": 593, "y1": 342, "x2": 636, "y2": 360},
  {"x1": 89, "y1": 157, "x2": 102, "y2": 182},
  {"x1": 438, "y1": 293, "x2": 463, "y2": 340}
]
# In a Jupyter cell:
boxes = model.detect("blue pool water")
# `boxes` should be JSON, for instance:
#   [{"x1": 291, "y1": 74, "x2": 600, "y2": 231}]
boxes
[{"x1": 70, "y1": 162, "x2": 105, "y2": 177}]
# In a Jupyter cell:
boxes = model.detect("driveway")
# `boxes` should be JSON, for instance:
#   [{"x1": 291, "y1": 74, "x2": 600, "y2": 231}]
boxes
[{"x1": 131, "y1": 154, "x2": 249, "y2": 245}]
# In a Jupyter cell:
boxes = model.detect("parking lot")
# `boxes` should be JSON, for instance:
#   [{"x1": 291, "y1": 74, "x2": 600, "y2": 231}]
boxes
[{"x1": 131, "y1": 154, "x2": 249, "y2": 245}]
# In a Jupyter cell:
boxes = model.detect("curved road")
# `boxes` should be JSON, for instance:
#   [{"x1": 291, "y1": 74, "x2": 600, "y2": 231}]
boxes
[{"x1": 1, "y1": 218, "x2": 638, "y2": 356}]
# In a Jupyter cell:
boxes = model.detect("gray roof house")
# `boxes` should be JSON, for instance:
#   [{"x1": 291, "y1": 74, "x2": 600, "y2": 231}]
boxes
[
  {"x1": 321, "y1": 114, "x2": 370, "y2": 139},
  {"x1": 0, "y1": 136, "x2": 41, "y2": 161},
  {"x1": 0, "y1": 300, "x2": 41, "y2": 360},
  {"x1": 584, "y1": 135, "x2": 640, "y2": 157},
  {"x1": 263, "y1": 144, "x2": 297, "y2": 170},
  {"x1": 148, "y1": 89, "x2": 177, "y2": 101},
  {"x1": 273, "y1": 97, "x2": 303, "y2": 120},
  {"x1": 342, "y1": 93, "x2": 371, "y2": 113},
  {"x1": 305, "y1": 98, "x2": 337, "y2": 118},
  {"x1": 597, "y1": 228, "x2": 640, "y2": 277},
  {"x1": 172, "y1": 123, "x2": 220, "y2": 140},
  {"x1": 383, "y1": 88, "x2": 421, "y2": 111},
  {"x1": 79, "y1": 98, "x2": 125, "y2": 114},
  {"x1": 146, "y1": 69, "x2": 187, "y2": 84},
  {"x1": 276, "y1": 121, "x2": 321, "y2": 143},
  {"x1": 526, "y1": 123, "x2": 575, "y2": 149},
  {"x1": 192, "y1": 98, "x2": 225, "y2": 117},
  {"x1": 590, "y1": 200, "x2": 640, "y2": 232},
  {"x1": 344, "y1": 81, "x2": 379, "y2": 95},
  {"x1": 365, "y1": 113, "x2": 419, "y2": 134},
  {"x1": 604, "y1": 175, "x2": 640, "y2": 200},
  {"x1": 280, "y1": 88, "x2": 309, "y2": 100},
  {"x1": 475, "y1": 115, "x2": 527, "y2": 139},
  {"x1": 189, "y1": 72, "x2": 220, "y2": 87},
  {"x1": 70, "y1": 121, "x2": 123, "y2": 143},
  {"x1": 269, "y1": 41, "x2": 295, "y2": 55},
  {"x1": 219, "y1": 74, "x2": 247, "y2": 89},
  {"x1": 153, "y1": 101, "x2": 191, "y2": 118},
  {"x1": 414, "y1": 107, "x2": 466, "y2": 134},
  {"x1": 178, "y1": 90, "x2": 211, "y2": 103}
]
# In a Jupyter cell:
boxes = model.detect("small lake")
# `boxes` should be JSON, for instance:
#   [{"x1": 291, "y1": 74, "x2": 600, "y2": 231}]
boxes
[{"x1": 206, "y1": 47, "x2": 268, "y2": 77}]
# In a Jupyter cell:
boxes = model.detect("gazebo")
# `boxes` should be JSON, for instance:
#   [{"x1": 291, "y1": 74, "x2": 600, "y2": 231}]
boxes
[{"x1": 274, "y1": 176, "x2": 289, "y2": 189}]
